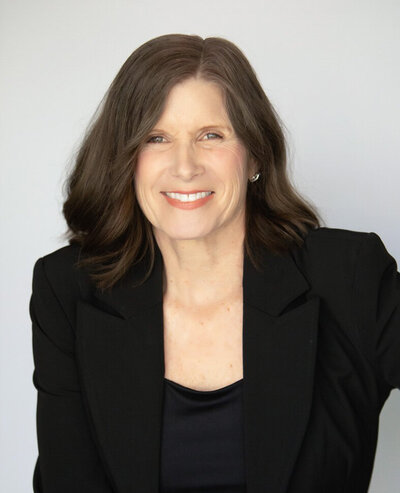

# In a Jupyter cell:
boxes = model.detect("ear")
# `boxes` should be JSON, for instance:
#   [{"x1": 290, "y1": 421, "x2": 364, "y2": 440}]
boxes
[{"x1": 248, "y1": 156, "x2": 259, "y2": 179}]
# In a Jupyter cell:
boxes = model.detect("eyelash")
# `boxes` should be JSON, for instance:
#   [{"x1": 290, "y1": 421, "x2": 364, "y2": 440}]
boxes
[{"x1": 146, "y1": 132, "x2": 222, "y2": 144}]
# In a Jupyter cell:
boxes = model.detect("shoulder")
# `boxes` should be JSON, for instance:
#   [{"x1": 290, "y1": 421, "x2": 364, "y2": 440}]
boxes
[
  {"x1": 292, "y1": 226, "x2": 397, "y2": 296},
  {"x1": 37, "y1": 243, "x2": 81, "y2": 272},
  {"x1": 298, "y1": 226, "x2": 393, "y2": 268},
  {"x1": 303, "y1": 226, "x2": 374, "y2": 253},
  {"x1": 31, "y1": 244, "x2": 93, "y2": 328},
  {"x1": 34, "y1": 243, "x2": 84, "y2": 291}
]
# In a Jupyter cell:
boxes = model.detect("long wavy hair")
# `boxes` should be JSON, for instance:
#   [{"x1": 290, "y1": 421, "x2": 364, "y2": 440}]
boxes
[{"x1": 62, "y1": 33, "x2": 323, "y2": 292}]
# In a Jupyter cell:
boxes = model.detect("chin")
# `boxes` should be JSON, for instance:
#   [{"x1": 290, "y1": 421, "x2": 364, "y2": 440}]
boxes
[{"x1": 159, "y1": 225, "x2": 215, "y2": 241}]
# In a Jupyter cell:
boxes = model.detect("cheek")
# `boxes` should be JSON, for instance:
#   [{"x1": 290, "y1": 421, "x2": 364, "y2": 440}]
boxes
[
  {"x1": 133, "y1": 154, "x2": 147, "y2": 183},
  {"x1": 133, "y1": 163, "x2": 151, "y2": 213},
  {"x1": 134, "y1": 155, "x2": 155, "y2": 195},
  {"x1": 213, "y1": 146, "x2": 248, "y2": 184}
]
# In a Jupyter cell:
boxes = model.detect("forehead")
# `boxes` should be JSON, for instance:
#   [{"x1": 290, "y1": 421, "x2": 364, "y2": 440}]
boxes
[{"x1": 155, "y1": 78, "x2": 230, "y2": 128}]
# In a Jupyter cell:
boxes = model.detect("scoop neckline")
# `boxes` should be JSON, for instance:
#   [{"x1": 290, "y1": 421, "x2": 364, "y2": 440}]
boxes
[{"x1": 164, "y1": 377, "x2": 243, "y2": 394}]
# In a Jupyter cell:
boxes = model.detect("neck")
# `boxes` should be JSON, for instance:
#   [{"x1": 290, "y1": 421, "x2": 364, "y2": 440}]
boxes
[{"x1": 154, "y1": 227, "x2": 245, "y2": 309}]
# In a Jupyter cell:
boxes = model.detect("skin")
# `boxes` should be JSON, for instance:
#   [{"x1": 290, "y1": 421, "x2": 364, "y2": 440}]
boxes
[{"x1": 134, "y1": 76, "x2": 258, "y2": 310}]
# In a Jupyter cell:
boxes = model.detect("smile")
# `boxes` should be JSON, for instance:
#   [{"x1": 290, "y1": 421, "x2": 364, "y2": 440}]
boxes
[
  {"x1": 164, "y1": 191, "x2": 213, "y2": 202},
  {"x1": 161, "y1": 191, "x2": 215, "y2": 210}
]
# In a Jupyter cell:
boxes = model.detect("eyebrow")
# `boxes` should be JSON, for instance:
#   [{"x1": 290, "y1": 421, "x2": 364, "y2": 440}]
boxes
[{"x1": 150, "y1": 124, "x2": 232, "y2": 133}]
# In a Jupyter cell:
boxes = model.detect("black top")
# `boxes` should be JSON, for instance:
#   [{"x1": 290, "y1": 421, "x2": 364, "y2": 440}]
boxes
[{"x1": 159, "y1": 377, "x2": 246, "y2": 492}]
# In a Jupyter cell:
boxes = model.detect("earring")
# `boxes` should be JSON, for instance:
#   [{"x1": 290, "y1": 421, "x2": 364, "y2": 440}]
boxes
[{"x1": 249, "y1": 172, "x2": 260, "y2": 182}]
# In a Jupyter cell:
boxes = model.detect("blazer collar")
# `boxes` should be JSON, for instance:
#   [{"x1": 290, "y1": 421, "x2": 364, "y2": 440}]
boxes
[{"x1": 93, "y1": 240, "x2": 310, "y2": 319}]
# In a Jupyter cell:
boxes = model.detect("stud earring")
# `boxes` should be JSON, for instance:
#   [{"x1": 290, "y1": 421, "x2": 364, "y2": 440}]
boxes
[{"x1": 249, "y1": 172, "x2": 260, "y2": 182}]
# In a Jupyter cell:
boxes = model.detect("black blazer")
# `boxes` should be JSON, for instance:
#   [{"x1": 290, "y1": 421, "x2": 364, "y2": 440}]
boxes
[{"x1": 29, "y1": 226, "x2": 400, "y2": 493}]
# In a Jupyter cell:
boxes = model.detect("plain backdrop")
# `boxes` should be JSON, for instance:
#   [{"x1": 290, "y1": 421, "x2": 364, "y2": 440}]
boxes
[{"x1": 0, "y1": 0, "x2": 399, "y2": 491}]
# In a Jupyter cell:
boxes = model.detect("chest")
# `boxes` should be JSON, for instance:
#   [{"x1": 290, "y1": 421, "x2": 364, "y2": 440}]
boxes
[{"x1": 162, "y1": 294, "x2": 244, "y2": 391}]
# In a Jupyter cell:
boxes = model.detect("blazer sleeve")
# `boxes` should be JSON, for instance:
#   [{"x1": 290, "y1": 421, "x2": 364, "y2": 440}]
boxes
[
  {"x1": 30, "y1": 257, "x2": 114, "y2": 493},
  {"x1": 353, "y1": 232, "x2": 400, "y2": 392}
]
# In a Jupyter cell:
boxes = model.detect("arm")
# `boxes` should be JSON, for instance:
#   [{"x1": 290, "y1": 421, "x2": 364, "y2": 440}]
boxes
[
  {"x1": 30, "y1": 257, "x2": 114, "y2": 492},
  {"x1": 353, "y1": 232, "x2": 400, "y2": 394}
]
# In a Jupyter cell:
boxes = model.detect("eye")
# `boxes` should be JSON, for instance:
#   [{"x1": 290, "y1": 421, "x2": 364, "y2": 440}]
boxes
[
  {"x1": 204, "y1": 132, "x2": 222, "y2": 140},
  {"x1": 147, "y1": 135, "x2": 166, "y2": 144}
]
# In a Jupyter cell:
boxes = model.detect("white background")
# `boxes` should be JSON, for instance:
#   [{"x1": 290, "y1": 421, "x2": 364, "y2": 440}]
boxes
[{"x1": 1, "y1": 0, "x2": 399, "y2": 491}]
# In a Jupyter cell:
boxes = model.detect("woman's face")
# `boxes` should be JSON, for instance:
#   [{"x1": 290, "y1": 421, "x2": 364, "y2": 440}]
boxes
[{"x1": 134, "y1": 77, "x2": 256, "y2": 243}]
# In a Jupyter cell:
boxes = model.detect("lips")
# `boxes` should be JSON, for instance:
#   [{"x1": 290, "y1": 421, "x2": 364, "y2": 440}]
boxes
[
  {"x1": 162, "y1": 190, "x2": 214, "y2": 194},
  {"x1": 162, "y1": 190, "x2": 215, "y2": 209}
]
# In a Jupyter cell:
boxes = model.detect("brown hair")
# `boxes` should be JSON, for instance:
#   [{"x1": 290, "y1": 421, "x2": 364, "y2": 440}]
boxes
[{"x1": 62, "y1": 33, "x2": 324, "y2": 292}]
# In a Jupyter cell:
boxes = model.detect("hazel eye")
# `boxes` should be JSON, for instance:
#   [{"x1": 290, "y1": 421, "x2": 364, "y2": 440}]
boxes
[
  {"x1": 204, "y1": 132, "x2": 222, "y2": 140},
  {"x1": 147, "y1": 135, "x2": 165, "y2": 144}
]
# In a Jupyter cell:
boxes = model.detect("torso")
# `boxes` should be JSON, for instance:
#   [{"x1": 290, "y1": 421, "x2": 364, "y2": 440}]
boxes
[{"x1": 163, "y1": 290, "x2": 244, "y2": 391}]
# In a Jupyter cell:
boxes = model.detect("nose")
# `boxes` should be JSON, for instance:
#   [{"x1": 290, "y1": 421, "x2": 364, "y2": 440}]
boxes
[{"x1": 170, "y1": 139, "x2": 204, "y2": 180}]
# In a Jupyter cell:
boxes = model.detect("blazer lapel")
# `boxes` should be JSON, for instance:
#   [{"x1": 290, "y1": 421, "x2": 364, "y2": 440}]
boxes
[
  {"x1": 242, "y1": 246, "x2": 320, "y2": 493},
  {"x1": 75, "y1": 246, "x2": 165, "y2": 493},
  {"x1": 75, "y1": 240, "x2": 319, "y2": 493}
]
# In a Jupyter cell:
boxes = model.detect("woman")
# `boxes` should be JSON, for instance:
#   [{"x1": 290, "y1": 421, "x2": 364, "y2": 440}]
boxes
[{"x1": 30, "y1": 34, "x2": 399, "y2": 493}]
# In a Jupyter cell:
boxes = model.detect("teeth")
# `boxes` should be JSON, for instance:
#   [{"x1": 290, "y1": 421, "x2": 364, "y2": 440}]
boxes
[{"x1": 165, "y1": 191, "x2": 212, "y2": 202}]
